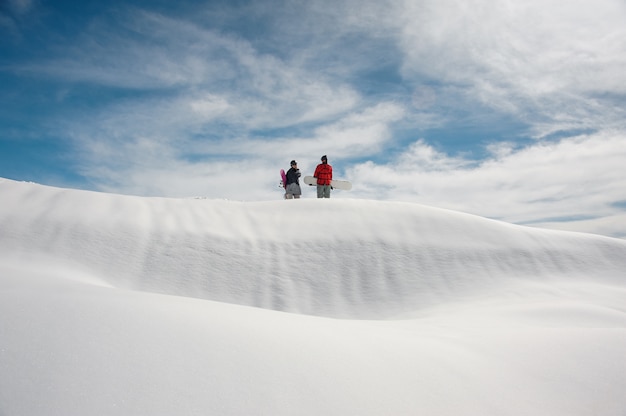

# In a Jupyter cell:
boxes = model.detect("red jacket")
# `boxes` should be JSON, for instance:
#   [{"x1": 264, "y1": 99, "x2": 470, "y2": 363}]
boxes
[{"x1": 314, "y1": 162, "x2": 333, "y2": 185}]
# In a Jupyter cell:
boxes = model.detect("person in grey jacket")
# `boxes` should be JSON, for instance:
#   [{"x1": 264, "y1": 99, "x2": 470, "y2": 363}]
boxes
[{"x1": 285, "y1": 160, "x2": 302, "y2": 199}]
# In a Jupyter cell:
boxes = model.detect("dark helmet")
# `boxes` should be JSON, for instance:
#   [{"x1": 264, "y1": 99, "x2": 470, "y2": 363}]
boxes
[
  {"x1": 321, "y1": 155, "x2": 327, "y2": 161},
  {"x1": 290, "y1": 160, "x2": 297, "y2": 166}
]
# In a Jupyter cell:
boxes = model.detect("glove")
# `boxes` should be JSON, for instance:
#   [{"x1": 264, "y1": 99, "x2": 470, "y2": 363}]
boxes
[{"x1": 331, "y1": 186, "x2": 334, "y2": 190}]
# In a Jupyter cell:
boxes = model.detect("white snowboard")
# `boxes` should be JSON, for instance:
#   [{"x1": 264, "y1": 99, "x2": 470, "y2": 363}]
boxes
[{"x1": 303, "y1": 176, "x2": 352, "y2": 191}]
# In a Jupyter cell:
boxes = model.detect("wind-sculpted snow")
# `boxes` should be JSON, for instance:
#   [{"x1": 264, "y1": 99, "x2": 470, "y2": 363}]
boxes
[
  {"x1": 2, "y1": 178, "x2": 626, "y2": 416},
  {"x1": 1, "y1": 179, "x2": 624, "y2": 319}
]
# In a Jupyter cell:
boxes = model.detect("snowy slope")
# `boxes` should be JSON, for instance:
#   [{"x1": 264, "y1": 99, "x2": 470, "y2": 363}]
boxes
[{"x1": 1, "y1": 178, "x2": 625, "y2": 416}]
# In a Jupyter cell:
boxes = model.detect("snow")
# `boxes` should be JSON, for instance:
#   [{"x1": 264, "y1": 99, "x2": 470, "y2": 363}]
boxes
[{"x1": 1, "y1": 177, "x2": 625, "y2": 416}]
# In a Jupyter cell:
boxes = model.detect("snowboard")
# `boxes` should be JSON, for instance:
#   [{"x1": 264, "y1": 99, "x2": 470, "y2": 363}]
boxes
[
  {"x1": 280, "y1": 169, "x2": 287, "y2": 188},
  {"x1": 303, "y1": 176, "x2": 352, "y2": 191}
]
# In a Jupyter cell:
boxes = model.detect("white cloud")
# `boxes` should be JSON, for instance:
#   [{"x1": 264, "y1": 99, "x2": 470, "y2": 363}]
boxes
[
  {"x1": 393, "y1": 0, "x2": 626, "y2": 135},
  {"x1": 347, "y1": 130, "x2": 626, "y2": 237},
  {"x1": 28, "y1": 8, "x2": 363, "y2": 133},
  {"x1": 188, "y1": 95, "x2": 231, "y2": 119},
  {"x1": 65, "y1": 100, "x2": 406, "y2": 200}
]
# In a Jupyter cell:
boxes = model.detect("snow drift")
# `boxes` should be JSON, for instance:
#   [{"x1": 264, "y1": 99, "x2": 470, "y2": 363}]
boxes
[{"x1": 1, "y1": 178, "x2": 625, "y2": 415}]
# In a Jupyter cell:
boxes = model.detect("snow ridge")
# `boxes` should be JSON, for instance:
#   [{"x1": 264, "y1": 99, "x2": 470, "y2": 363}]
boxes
[{"x1": 1, "y1": 179, "x2": 624, "y2": 319}]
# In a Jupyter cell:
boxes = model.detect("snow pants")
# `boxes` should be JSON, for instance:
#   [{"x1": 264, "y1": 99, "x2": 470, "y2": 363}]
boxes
[{"x1": 317, "y1": 184, "x2": 331, "y2": 198}]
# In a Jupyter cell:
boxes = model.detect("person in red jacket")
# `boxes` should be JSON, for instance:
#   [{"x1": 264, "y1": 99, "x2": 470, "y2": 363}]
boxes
[{"x1": 313, "y1": 155, "x2": 333, "y2": 198}]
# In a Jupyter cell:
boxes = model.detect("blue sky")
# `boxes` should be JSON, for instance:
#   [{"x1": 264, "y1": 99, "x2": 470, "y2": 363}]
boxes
[{"x1": 2, "y1": 0, "x2": 626, "y2": 238}]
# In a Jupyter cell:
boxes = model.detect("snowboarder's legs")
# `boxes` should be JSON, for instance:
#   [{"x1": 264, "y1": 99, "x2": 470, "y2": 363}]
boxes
[
  {"x1": 285, "y1": 182, "x2": 301, "y2": 199},
  {"x1": 317, "y1": 185, "x2": 331, "y2": 198}
]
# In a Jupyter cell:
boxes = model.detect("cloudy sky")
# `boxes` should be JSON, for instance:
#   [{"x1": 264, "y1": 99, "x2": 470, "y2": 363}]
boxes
[{"x1": 1, "y1": 0, "x2": 625, "y2": 238}]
